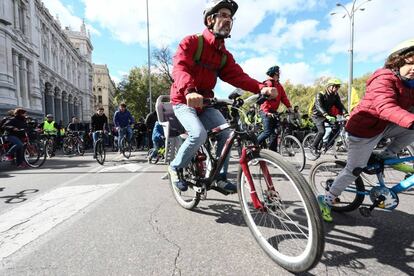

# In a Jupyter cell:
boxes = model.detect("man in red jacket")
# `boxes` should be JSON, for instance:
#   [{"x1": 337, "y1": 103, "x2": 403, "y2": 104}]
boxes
[
  {"x1": 168, "y1": 0, "x2": 277, "y2": 192},
  {"x1": 257, "y1": 65, "x2": 292, "y2": 151},
  {"x1": 318, "y1": 39, "x2": 414, "y2": 222}
]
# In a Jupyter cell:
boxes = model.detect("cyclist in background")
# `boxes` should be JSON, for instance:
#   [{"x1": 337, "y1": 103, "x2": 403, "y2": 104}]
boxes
[
  {"x1": 318, "y1": 39, "x2": 414, "y2": 222},
  {"x1": 91, "y1": 107, "x2": 108, "y2": 157},
  {"x1": 113, "y1": 102, "x2": 134, "y2": 153},
  {"x1": 148, "y1": 121, "x2": 165, "y2": 162},
  {"x1": 39, "y1": 114, "x2": 59, "y2": 156},
  {"x1": 310, "y1": 78, "x2": 347, "y2": 155},
  {"x1": 2, "y1": 108, "x2": 28, "y2": 167},
  {"x1": 67, "y1": 116, "x2": 83, "y2": 132},
  {"x1": 168, "y1": 0, "x2": 277, "y2": 192},
  {"x1": 257, "y1": 65, "x2": 292, "y2": 152}
]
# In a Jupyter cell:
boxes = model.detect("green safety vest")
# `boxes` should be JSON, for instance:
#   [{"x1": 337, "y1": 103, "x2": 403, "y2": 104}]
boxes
[{"x1": 43, "y1": 120, "x2": 57, "y2": 134}]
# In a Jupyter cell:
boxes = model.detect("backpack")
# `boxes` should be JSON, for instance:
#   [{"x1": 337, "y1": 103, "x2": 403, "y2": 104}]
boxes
[{"x1": 193, "y1": 34, "x2": 227, "y2": 72}]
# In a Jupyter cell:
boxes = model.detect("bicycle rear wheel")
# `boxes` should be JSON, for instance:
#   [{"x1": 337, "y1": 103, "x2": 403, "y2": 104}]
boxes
[
  {"x1": 280, "y1": 135, "x2": 306, "y2": 172},
  {"x1": 238, "y1": 149, "x2": 324, "y2": 272},
  {"x1": 95, "y1": 140, "x2": 106, "y2": 165},
  {"x1": 77, "y1": 139, "x2": 85, "y2": 156},
  {"x1": 121, "y1": 138, "x2": 131, "y2": 159},
  {"x1": 24, "y1": 141, "x2": 47, "y2": 168},
  {"x1": 309, "y1": 159, "x2": 365, "y2": 212}
]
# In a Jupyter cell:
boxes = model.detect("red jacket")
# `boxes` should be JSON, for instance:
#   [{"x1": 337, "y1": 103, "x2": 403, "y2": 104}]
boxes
[
  {"x1": 170, "y1": 29, "x2": 265, "y2": 105},
  {"x1": 260, "y1": 79, "x2": 291, "y2": 113},
  {"x1": 346, "y1": 68, "x2": 414, "y2": 138}
]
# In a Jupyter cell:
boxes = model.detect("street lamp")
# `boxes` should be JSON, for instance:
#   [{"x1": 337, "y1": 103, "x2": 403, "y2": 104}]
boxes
[
  {"x1": 146, "y1": 0, "x2": 152, "y2": 114},
  {"x1": 331, "y1": 0, "x2": 371, "y2": 112}
]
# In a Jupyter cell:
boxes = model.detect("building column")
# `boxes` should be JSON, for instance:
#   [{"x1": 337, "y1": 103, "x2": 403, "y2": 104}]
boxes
[
  {"x1": 54, "y1": 92, "x2": 62, "y2": 123},
  {"x1": 13, "y1": 52, "x2": 22, "y2": 106},
  {"x1": 18, "y1": 56, "x2": 29, "y2": 107},
  {"x1": 68, "y1": 98, "x2": 74, "y2": 119},
  {"x1": 62, "y1": 94, "x2": 69, "y2": 125},
  {"x1": 14, "y1": 0, "x2": 20, "y2": 29},
  {"x1": 45, "y1": 85, "x2": 54, "y2": 116},
  {"x1": 26, "y1": 59, "x2": 32, "y2": 109}
]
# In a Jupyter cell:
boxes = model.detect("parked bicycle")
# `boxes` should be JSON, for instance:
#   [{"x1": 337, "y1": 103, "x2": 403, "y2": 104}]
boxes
[
  {"x1": 309, "y1": 146, "x2": 414, "y2": 217},
  {"x1": 166, "y1": 94, "x2": 324, "y2": 273}
]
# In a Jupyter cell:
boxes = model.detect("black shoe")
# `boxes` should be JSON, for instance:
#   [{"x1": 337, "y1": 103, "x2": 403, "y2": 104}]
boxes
[{"x1": 214, "y1": 176, "x2": 237, "y2": 194}]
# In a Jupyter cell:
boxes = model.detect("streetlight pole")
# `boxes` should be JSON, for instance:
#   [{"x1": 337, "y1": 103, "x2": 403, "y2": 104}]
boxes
[
  {"x1": 332, "y1": 0, "x2": 371, "y2": 112},
  {"x1": 146, "y1": 0, "x2": 152, "y2": 114}
]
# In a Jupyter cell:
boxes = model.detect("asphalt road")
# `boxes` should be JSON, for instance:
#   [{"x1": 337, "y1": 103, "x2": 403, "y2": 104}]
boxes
[{"x1": 0, "y1": 150, "x2": 413, "y2": 275}]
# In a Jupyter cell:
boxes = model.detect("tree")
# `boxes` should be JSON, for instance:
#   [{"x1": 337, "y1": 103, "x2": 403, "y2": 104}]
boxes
[
  {"x1": 115, "y1": 66, "x2": 170, "y2": 120},
  {"x1": 153, "y1": 46, "x2": 174, "y2": 84}
]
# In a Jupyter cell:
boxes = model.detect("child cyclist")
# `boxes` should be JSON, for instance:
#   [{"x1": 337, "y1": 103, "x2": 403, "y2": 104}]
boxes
[{"x1": 318, "y1": 39, "x2": 414, "y2": 222}]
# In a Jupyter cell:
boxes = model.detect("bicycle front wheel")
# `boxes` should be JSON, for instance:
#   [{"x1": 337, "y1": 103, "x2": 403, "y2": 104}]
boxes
[
  {"x1": 95, "y1": 140, "x2": 106, "y2": 165},
  {"x1": 280, "y1": 135, "x2": 306, "y2": 172},
  {"x1": 302, "y1": 133, "x2": 319, "y2": 161},
  {"x1": 121, "y1": 138, "x2": 131, "y2": 159},
  {"x1": 309, "y1": 159, "x2": 365, "y2": 212},
  {"x1": 238, "y1": 149, "x2": 324, "y2": 272},
  {"x1": 77, "y1": 139, "x2": 85, "y2": 156}
]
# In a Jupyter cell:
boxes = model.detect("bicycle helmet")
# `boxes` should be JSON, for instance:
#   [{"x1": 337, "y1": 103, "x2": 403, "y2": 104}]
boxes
[
  {"x1": 203, "y1": 0, "x2": 238, "y2": 27},
  {"x1": 266, "y1": 65, "x2": 280, "y2": 77},
  {"x1": 326, "y1": 78, "x2": 342, "y2": 87},
  {"x1": 389, "y1": 39, "x2": 414, "y2": 57},
  {"x1": 46, "y1": 114, "x2": 53, "y2": 118}
]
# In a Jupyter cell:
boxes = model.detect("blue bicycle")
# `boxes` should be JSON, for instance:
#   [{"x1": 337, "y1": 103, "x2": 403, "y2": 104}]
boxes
[{"x1": 309, "y1": 146, "x2": 414, "y2": 216}]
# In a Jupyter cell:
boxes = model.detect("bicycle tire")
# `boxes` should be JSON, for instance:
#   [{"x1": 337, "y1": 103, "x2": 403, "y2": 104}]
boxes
[
  {"x1": 169, "y1": 159, "x2": 201, "y2": 210},
  {"x1": 302, "y1": 133, "x2": 319, "y2": 161},
  {"x1": 280, "y1": 135, "x2": 306, "y2": 172},
  {"x1": 95, "y1": 140, "x2": 106, "y2": 165},
  {"x1": 309, "y1": 159, "x2": 365, "y2": 212},
  {"x1": 238, "y1": 149, "x2": 324, "y2": 272},
  {"x1": 121, "y1": 137, "x2": 131, "y2": 159},
  {"x1": 77, "y1": 139, "x2": 85, "y2": 156},
  {"x1": 24, "y1": 141, "x2": 47, "y2": 168},
  {"x1": 46, "y1": 139, "x2": 54, "y2": 158}
]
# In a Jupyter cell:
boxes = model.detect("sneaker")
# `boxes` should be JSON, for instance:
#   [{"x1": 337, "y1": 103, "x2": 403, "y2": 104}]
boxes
[
  {"x1": 17, "y1": 163, "x2": 29, "y2": 169},
  {"x1": 317, "y1": 195, "x2": 333, "y2": 222},
  {"x1": 168, "y1": 166, "x2": 188, "y2": 192},
  {"x1": 214, "y1": 176, "x2": 237, "y2": 194},
  {"x1": 2, "y1": 155, "x2": 14, "y2": 162}
]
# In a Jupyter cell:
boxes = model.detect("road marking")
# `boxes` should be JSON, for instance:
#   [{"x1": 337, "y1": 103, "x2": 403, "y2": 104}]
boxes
[
  {"x1": 99, "y1": 163, "x2": 142, "y2": 173},
  {"x1": 0, "y1": 184, "x2": 119, "y2": 260}
]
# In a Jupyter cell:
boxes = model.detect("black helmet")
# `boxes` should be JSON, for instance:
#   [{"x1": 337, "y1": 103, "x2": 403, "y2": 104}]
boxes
[
  {"x1": 203, "y1": 0, "x2": 238, "y2": 26},
  {"x1": 266, "y1": 65, "x2": 280, "y2": 77}
]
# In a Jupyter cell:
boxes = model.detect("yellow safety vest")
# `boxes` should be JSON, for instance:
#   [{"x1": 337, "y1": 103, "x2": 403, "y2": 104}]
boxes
[{"x1": 43, "y1": 120, "x2": 57, "y2": 134}]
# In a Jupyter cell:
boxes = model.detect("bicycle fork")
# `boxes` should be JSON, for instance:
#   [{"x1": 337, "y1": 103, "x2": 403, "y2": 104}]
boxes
[{"x1": 240, "y1": 148, "x2": 276, "y2": 211}]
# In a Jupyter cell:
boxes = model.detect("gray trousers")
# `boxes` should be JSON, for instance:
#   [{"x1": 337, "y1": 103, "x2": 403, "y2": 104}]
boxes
[{"x1": 330, "y1": 124, "x2": 414, "y2": 196}]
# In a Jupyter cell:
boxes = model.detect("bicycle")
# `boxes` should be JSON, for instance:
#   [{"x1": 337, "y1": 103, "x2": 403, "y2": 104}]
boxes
[
  {"x1": 309, "y1": 146, "x2": 414, "y2": 217},
  {"x1": 119, "y1": 127, "x2": 132, "y2": 159},
  {"x1": 93, "y1": 130, "x2": 106, "y2": 165},
  {"x1": 147, "y1": 145, "x2": 165, "y2": 164},
  {"x1": 167, "y1": 94, "x2": 324, "y2": 272},
  {"x1": 23, "y1": 131, "x2": 47, "y2": 168},
  {"x1": 302, "y1": 117, "x2": 347, "y2": 161},
  {"x1": 41, "y1": 130, "x2": 57, "y2": 158},
  {"x1": 62, "y1": 131, "x2": 85, "y2": 156}
]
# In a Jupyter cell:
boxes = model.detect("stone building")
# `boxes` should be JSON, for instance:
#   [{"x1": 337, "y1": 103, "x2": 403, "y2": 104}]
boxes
[
  {"x1": 93, "y1": 64, "x2": 116, "y2": 121},
  {"x1": 0, "y1": 0, "x2": 94, "y2": 124}
]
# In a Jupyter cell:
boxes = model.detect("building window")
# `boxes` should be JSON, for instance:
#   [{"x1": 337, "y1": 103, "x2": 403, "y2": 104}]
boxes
[
  {"x1": 98, "y1": 96, "x2": 102, "y2": 104},
  {"x1": 98, "y1": 87, "x2": 102, "y2": 92}
]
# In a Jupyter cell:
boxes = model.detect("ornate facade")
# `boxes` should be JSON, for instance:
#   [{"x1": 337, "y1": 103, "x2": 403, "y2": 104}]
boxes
[
  {"x1": 93, "y1": 64, "x2": 116, "y2": 121},
  {"x1": 0, "y1": 0, "x2": 94, "y2": 124}
]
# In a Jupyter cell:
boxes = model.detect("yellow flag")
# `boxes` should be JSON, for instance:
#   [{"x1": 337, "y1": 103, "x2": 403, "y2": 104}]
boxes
[{"x1": 350, "y1": 87, "x2": 361, "y2": 111}]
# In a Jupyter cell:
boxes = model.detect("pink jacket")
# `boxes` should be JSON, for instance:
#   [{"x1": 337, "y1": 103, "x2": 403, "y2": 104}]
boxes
[{"x1": 346, "y1": 68, "x2": 414, "y2": 138}]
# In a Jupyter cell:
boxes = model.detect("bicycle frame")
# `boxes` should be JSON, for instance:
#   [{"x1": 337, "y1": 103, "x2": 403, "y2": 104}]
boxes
[{"x1": 192, "y1": 99, "x2": 276, "y2": 211}]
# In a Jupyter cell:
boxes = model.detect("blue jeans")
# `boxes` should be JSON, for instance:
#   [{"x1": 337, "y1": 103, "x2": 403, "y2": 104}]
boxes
[
  {"x1": 257, "y1": 111, "x2": 278, "y2": 151},
  {"x1": 118, "y1": 127, "x2": 133, "y2": 149},
  {"x1": 5, "y1": 135, "x2": 24, "y2": 165},
  {"x1": 170, "y1": 104, "x2": 231, "y2": 176}
]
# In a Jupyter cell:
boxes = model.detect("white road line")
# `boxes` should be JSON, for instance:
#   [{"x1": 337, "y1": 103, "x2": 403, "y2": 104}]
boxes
[
  {"x1": 99, "y1": 163, "x2": 142, "y2": 173},
  {"x1": 0, "y1": 184, "x2": 119, "y2": 260}
]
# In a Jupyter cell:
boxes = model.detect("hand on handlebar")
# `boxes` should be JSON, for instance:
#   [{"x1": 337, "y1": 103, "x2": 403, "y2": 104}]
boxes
[
  {"x1": 260, "y1": 87, "x2": 277, "y2": 99},
  {"x1": 325, "y1": 115, "x2": 336, "y2": 123},
  {"x1": 186, "y1": 92, "x2": 203, "y2": 108}
]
